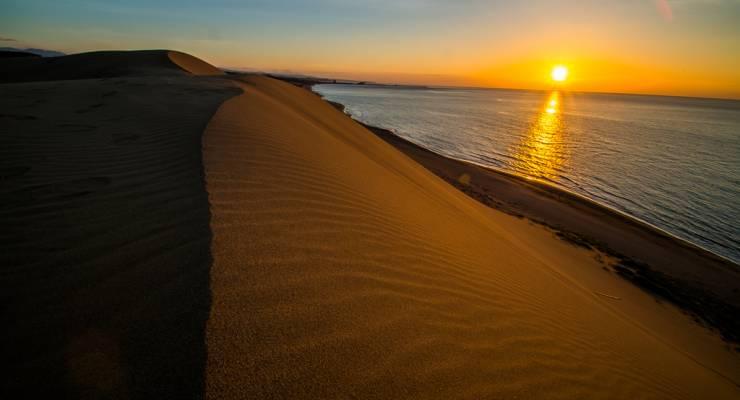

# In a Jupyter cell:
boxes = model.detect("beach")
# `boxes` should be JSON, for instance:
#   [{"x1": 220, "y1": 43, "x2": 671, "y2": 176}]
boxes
[
  {"x1": 2, "y1": 50, "x2": 739, "y2": 399},
  {"x1": 320, "y1": 99, "x2": 740, "y2": 344}
]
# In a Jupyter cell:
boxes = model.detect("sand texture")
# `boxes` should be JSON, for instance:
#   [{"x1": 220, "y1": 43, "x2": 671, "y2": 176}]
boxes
[
  {"x1": 2, "y1": 50, "x2": 738, "y2": 399},
  {"x1": 203, "y1": 75, "x2": 740, "y2": 399},
  {"x1": 356, "y1": 119, "x2": 740, "y2": 344},
  {"x1": 1, "y1": 51, "x2": 239, "y2": 398}
]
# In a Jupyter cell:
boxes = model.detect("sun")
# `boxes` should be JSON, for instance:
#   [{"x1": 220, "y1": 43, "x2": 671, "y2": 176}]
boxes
[{"x1": 551, "y1": 65, "x2": 568, "y2": 82}]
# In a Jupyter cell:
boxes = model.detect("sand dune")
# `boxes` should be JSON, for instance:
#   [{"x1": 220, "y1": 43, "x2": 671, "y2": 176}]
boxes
[
  {"x1": 0, "y1": 51, "x2": 239, "y2": 398},
  {"x1": 168, "y1": 51, "x2": 224, "y2": 76},
  {"x1": 0, "y1": 50, "x2": 221, "y2": 83},
  {"x1": 2, "y1": 50, "x2": 738, "y2": 398},
  {"x1": 357, "y1": 119, "x2": 740, "y2": 343},
  {"x1": 203, "y1": 75, "x2": 739, "y2": 399}
]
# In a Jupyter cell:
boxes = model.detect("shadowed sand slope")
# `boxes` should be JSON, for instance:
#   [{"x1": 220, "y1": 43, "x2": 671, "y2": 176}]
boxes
[
  {"x1": 0, "y1": 50, "x2": 222, "y2": 83},
  {"x1": 0, "y1": 53, "x2": 239, "y2": 397},
  {"x1": 203, "y1": 75, "x2": 740, "y2": 399}
]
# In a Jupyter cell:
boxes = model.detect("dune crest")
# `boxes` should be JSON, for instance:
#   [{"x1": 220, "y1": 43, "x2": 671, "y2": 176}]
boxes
[
  {"x1": 0, "y1": 50, "x2": 221, "y2": 83},
  {"x1": 202, "y1": 75, "x2": 740, "y2": 399},
  {"x1": 168, "y1": 51, "x2": 224, "y2": 76}
]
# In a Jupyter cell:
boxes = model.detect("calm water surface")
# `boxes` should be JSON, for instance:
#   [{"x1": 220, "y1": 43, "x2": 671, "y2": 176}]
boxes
[{"x1": 315, "y1": 84, "x2": 740, "y2": 264}]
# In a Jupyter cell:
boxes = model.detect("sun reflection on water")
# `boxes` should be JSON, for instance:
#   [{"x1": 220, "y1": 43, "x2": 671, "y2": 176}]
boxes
[{"x1": 509, "y1": 91, "x2": 567, "y2": 181}]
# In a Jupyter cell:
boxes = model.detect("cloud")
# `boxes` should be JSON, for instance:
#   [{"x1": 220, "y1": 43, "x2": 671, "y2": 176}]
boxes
[{"x1": 0, "y1": 36, "x2": 17, "y2": 42}]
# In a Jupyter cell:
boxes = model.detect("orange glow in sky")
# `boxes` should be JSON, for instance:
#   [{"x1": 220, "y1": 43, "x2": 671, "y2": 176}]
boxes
[{"x1": 3, "y1": 1, "x2": 739, "y2": 98}]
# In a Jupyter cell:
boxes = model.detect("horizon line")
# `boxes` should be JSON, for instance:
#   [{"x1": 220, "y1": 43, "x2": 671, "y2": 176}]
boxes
[{"x1": 258, "y1": 69, "x2": 740, "y2": 102}]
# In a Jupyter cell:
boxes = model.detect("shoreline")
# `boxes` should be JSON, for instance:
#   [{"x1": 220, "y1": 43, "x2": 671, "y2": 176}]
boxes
[
  {"x1": 291, "y1": 81, "x2": 740, "y2": 345},
  {"x1": 363, "y1": 112, "x2": 734, "y2": 266}
]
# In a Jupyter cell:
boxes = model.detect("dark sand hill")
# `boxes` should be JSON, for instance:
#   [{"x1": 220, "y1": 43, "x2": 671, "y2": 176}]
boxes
[{"x1": 1, "y1": 50, "x2": 238, "y2": 398}]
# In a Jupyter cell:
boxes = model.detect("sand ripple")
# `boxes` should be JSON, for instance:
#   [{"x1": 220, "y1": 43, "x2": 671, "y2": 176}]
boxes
[
  {"x1": 203, "y1": 76, "x2": 739, "y2": 399},
  {"x1": 0, "y1": 75, "x2": 239, "y2": 398}
]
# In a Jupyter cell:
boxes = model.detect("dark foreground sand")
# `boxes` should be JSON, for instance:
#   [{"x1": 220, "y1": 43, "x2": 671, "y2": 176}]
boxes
[
  {"x1": 2, "y1": 51, "x2": 739, "y2": 399},
  {"x1": 1, "y1": 51, "x2": 239, "y2": 398}
]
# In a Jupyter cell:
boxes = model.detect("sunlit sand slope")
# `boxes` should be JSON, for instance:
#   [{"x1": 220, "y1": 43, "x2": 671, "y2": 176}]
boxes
[
  {"x1": 203, "y1": 75, "x2": 739, "y2": 399},
  {"x1": 168, "y1": 50, "x2": 224, "y2": 75}
]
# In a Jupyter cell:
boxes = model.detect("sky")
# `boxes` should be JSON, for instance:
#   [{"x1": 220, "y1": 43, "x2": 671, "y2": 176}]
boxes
[{"x1": 2, "y1": 0, "x2": 739, "y2": 98}]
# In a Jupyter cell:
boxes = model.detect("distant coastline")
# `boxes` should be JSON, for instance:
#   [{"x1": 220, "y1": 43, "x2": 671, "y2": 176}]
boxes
[
  {"x1": 263, "y1": 72, "x2": 740, "y2": 102},
  {"x1": 265, "y1": 74, "x2": 431, "y2": 90}
]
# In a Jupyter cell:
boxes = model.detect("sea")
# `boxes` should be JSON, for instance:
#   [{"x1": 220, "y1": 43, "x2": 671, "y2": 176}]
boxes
[{"x1": 314, "y1": 84, "x2": 740, "y2": 264}]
